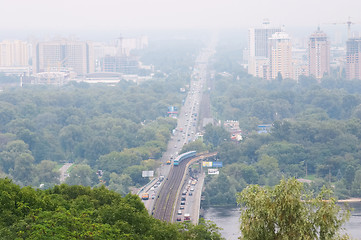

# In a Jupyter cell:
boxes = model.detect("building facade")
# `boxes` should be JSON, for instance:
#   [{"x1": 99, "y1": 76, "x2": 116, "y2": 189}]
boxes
[
  {"x1": 308, "y1": 28, "x2": 330, "y2": 80},
  {"x1": 33, "y1": 40, "x2": 94, "y2": 76},
  {"x1": 346, "y1": 38, "x2": 361, "y2": 80},
  {"x1": 102, "y1": 56, "x2": 139, "y2": 74},
  {"x1": 0, "y1": 40, "x2": 29, "y2": 67},
  {"x1": 269, "y1": 32, "x2": 293, "y2": 80},
  {"x1": 248, "y1": 20, "x2": 282, "y2": 78}
]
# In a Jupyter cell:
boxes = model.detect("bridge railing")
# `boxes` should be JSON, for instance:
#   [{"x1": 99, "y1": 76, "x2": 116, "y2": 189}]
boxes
[{"x1": 137, "y1": 177, "x2": 158, "y2": 196}]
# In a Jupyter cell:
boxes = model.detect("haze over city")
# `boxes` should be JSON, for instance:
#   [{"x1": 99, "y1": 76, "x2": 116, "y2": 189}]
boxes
[
  {"x1": 2, "y1": 0, "x2": 361, "y2": 38},
  {"x1": 2, "y1": 0, "x2": 361, "y2": 239}
]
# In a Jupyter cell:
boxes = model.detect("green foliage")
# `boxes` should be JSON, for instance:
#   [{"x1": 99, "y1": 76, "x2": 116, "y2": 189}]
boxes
[
  {"x1": 33, "y1": 160, "x2": 60, "y2": 187},
  {"x1": 203, "y1": 172, "x2": 239, "y2": 207},
  {"x1": 177, "y1": 218, "x2": 224, "y2": 240},
  {"x1": 0, "y1": 178, "x2": 223, "y2": 239},
  {"x1": 180, "y1": 139, "x2": 209, "y2": 154},
  {"x1": 0, "y1": 79, "x2": 181, "y2": 188},
  {"x1": 203, "y1": 125, "x2": 230, "y2": 149},
  {"x1": 0, "y1": 36, "x2": 194, "y2": 190},
  {"x1": 204, "y1": 44, "x2": 361, "y2": 203},
  {"x1": 0, "y1": 73, "x2": 19, "y2": 84},
  {"x1": 65, "y1": 164, "x2": 98, "y2": 187},
  {"x1": 237, "y1": 178, "x2": 351, "y2": 240}
]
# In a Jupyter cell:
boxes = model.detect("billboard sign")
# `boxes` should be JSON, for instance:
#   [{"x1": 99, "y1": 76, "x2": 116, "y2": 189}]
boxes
[
  {"x1": 208, "y1": 169, "x2": 219, "y2": 175},
  {"x1": 167, "y1": 106, "x2": 178, "y2": 114},
  {"x1": 202, "y1": 161, "x2": 213, "y2": 167},
  {"x1": 212, "y1": 162, "x2": 223, "y2": 168},
  {"x1": 142, "y1": 171, "x2": 154, "y2": 177}
]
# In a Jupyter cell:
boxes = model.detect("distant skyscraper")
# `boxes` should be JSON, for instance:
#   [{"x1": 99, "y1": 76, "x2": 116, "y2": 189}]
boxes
[
  {"x1": 248, "y1": 20, "x2": 282, "y2": 79},
  {"x1": 346, "y1": 38, "x2": 361, "y2": 80},
  {"x1": 102, "y1": 55, "x2": 139, "y2": 74},
  {"x1": 33, "y1": 40, "x2": 94, "y2": 76},
  {"x1": 0, "y1": 40, "x2": 29, "y2": 67},
  {"x1": 121, "y1": 36, "x2": 148, "y2": 56},
  {"x1": 269, "y1": 32, "x2": 293, "y2": 80},
  {"x1": 308, "y1": 28, "x2": 330, "y2": 80}
]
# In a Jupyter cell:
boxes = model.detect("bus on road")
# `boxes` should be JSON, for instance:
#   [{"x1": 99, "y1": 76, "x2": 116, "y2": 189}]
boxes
[{"x1": 141, "y1": 193, "x2": 149, "y2": 200}]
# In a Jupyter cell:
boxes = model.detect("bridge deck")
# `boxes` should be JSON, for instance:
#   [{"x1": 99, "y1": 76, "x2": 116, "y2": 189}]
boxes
[{"x1": 153, "y1": 152, "x2": 217, "y2": 223}]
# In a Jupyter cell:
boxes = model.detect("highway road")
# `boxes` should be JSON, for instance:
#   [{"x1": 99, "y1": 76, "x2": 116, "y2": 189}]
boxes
[{"x1": 140, "y1": 39, "x2": 217, "y2": 222}]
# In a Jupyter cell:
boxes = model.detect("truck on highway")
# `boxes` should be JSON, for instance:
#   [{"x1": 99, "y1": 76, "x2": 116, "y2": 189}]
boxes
[{"x1": 184, "y1": 213, "x2": 191, "y2": 221}]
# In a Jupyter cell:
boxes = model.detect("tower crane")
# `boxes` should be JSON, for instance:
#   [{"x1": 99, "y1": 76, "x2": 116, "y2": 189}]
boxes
[
  {"x1": 326, "y1": 17, "x2": 359, "y2": 39},
  {"x1": 57, "y1": 56, "x2": 69, "y2": 72}
]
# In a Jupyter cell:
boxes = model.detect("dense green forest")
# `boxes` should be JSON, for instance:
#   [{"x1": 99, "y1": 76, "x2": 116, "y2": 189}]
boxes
[
  {"x1": 0, "y1": 178, "x2": 223, "y2": 239},
  {"x1": 201, "y1": 36, "x2": 361, "y2": 206},
  {"x1": 0, "y1": 39, "x2": 201, "y2": 193},
  {"x1": 0, "y1": 80, "x2": 180, "y2": 189}
]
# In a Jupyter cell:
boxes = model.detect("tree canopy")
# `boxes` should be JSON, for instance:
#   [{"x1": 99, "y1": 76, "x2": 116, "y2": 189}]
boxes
[
  {"x1": 237, "y1": 178, "x2": 351, "y2": 240},
  {"x1": 0, "y1": 178, "x2": 224, "y2": 240}
]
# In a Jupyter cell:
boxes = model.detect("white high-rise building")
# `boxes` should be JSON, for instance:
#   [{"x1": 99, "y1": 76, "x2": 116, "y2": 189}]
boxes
[
  {"x1": 269, "y1": 32, "x2": 293, "y2": 80},
  {"x1": 308, "y1": 28, "x2": 330, "y2": 80},
  {"x1": 0, "y1": 40, "x2": 29, "y2": 67},
  {"x1": 248, "y1": 20, "x2": 282, "y2": 79}
]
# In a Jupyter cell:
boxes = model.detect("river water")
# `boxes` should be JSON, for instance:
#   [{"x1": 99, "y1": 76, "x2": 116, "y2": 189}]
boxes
[{"x1": 203, "y1": 202, "x2": 361, "y2": 240}]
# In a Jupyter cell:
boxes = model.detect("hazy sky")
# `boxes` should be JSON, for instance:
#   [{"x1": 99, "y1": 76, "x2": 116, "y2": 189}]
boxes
[{"x1": 2, "y1": 0, "x2": 360, "y2": 31}]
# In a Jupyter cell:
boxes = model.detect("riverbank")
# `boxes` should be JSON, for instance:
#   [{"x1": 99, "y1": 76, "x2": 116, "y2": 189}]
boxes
[
  {"x1": 338, "y1": 198, "x2": 361, "y2": 203},
  {"x1": 201, "y1": 198, "x2": 361, "y2": 209},
  {"x1": 204, "y1": 203, "x2": 361, "y2": 240}
]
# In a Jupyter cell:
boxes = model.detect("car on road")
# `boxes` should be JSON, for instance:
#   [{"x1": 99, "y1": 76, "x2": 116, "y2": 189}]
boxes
[
  {"x1": 180, "y1": 206, "x2": 184, "y2": 210},
  {"x1": 177, "y1": 217, "x2": 182, "y2": 221},
  {"x1": 181, "y1": 201, "x2": 185, "y2": 205}
]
